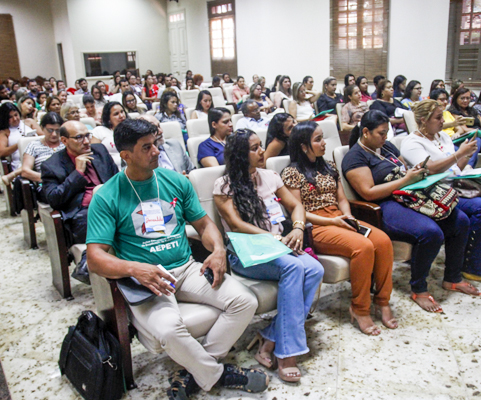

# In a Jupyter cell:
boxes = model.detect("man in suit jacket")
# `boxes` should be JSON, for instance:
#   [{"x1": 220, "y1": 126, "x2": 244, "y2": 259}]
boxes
[
  {"x1": 141, "y1": 115, "x2": 195, "y2": 175},
  {"x1": 41, "y1": 120, "x2": 119, "y2": 244}
]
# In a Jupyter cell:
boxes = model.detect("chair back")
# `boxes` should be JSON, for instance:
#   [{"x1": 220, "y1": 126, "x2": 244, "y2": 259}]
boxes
[
  {"x1": 389, "y1": 135, "x2": 406, "y2": 152},
  {"x1": 127, "y1": 112, "x2": 140, "y2": 120},
  {"x1": 80, "y1": 117, "x2": 96, "y2": 128},
  {"x1": 231, "y1": 114, "x2": 244, "y2": 130},
  {"x1": 317, "y1": 119, "x2": 342, "y2": 162},
  {"x1": 403, "y1": 110, "x2": 417, "y2": 133},
  {"x1": 269, "y1": 92, "x2": 276, "y2": 102},
  {"x1": 18, "y1": 136, "x2": 40, "y2": 159},
  {"x1": 224, "y1": 86, "x2": 235, "y2": 103},
  {"x1": 160, "y1": 121, "x2": 186, "y2": 152},
  {"x1": 186, "y1": 118, "x2": 210, "y2": 138},
  {"x1": 255, "y1": 128, "x2": 268, "y2": 147},
  {"x1": 333, "y1": 145, "x2": 360, "y2": 201},
  {"x1": 146, "y1": 109, "x2": 155, "y2": 116},
  {"x1": 189, "y1": 165, "x2": 226, "y2": 235},
  {"x1": 68, "y1": 94, "x2": 84, "y2": 106},
  {"x1": 187, "y1": 135, "x2": 209, "y2": 168},
  {"x1": 206, "y1": 87, "x2": 226, "y2": 108},
  {"x1": 37, "y1": 111, "x2": 46, "y2": 124},
  {"x1": 184, "y1": 107, "x2": 195, "y2": 120},
  {"x1": 266, "y1": 155, "x2": 290, "y2": 174},
  {"x1": 179, "y1": 89, "x2": 200, "y2": 109},
  {"x1": 336, "y1": 103, "x2": 345, "y2": 131}
]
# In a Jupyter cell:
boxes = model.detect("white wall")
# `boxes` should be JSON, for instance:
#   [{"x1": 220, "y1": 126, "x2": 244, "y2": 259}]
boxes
[
  {"x1": 65, "y1": 0, "x2": 170, "y2": 84},
  {"x1": 388, "y1": 0, "x2": 450, "y2": 96},
  {"x1": 0, "y1": 0, "x2": 59, "y2": 79}
]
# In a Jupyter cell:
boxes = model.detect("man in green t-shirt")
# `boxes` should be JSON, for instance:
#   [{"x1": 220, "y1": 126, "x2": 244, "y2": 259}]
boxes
[{"x1": 86, "y1": 119, "x2": 268, "y2": 399}]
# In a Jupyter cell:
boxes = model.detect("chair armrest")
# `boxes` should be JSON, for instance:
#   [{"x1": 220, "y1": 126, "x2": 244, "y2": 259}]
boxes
[
  {"x1": 349, "y1": 200, "x2": 382, "y2": 229},
  {"x1": 226, "y1": 102, "x2": 238, "y2": 113},
  {"x1": 20, "y1": 179, "x2": 35, "y2": 212},
  {"x1": 1, "y1": 158, "x2": 11, "y2": 175}
]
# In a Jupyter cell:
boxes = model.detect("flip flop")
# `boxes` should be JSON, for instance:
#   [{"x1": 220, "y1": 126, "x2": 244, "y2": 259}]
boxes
[
  {"x1": 443, "y1": 281, "x2": 481, "y2": 296},
  {"x1": 410, "y1": 293, "x2": 443, "y2": 313},
  {"x1": 278, "y1": 366, "x2": 301, "y2": 383}
]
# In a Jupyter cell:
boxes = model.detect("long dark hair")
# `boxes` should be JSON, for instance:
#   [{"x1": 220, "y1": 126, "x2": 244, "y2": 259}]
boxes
[
  {"x1": 195, "y1": 90, "x2": 213, "y2": 112},
  {"x1": 393, "y1": 75, "x2": 407, "y2": 93},
  {"x1": 91, "y1": 84, "x2": 105, "y2": 102},
  {"x1": 0, "y1": 102, "x2": 21, "y2": 130},
  {"x1": 449, "y1": 87, "x2": 477, "y2": 116},
  {"x1": 208, "y1": 107, "x2": 230, "y2": 135},
  {"x1": 101, "y1": 101, "x2": 128, "y2": 128},
  {"x1": 344, "y1": 74, "x2": 355, "y2": 87},
  {"x1": 349, "y1": 110, "x2": 390, "y2": 148},
  {"x1": 222, "y1": 129, "x2": 269, "y2": 230},
  {"x1": 403, "y1": 80, "x2": 421, "y2": 100},
  {"x1": 288, "y1": 121, "x2": 338, "y2": 185},
  {"x1": 430, "y1": 79, "x2": 444, "y2": 94},
  {"x1": 159, "y1": 91, "x2": 181, "y2": 117},
  {"x1": 266, "y1": 112, "x2": 293, "y2": 147},
  {"x1": 355, "y1": 76, "x2": 369, "y2": 95}
]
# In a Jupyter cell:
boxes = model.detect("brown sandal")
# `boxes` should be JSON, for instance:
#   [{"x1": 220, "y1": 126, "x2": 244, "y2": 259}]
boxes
[
  {"x1": 443, "y1": 281, "x2": 481, "y2": 296},
  {"x1": 410, "y1": 293, "x2": 443, "y2": 313}
]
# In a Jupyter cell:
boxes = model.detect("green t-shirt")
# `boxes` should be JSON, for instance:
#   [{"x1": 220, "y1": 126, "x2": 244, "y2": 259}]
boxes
[{"x1": 86, "y1": 168, "x2": 206, "y2": 270}]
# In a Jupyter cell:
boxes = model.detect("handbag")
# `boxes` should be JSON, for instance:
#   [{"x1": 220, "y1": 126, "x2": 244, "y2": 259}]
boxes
[
  {"x1": 453, "y1": 178, "x2": 481, "y2": 198},
  {"x1": 392, "y1": 182, "x2": 459, "y2": 220},
  {"x1": 59, "y1": 311, "x2": 124, "y2": 400}
]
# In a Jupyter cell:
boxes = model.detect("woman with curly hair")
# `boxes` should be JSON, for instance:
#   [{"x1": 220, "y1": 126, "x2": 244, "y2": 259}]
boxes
[{"x1": 213, "y1": 129, "x2": 324, "y2": 383}]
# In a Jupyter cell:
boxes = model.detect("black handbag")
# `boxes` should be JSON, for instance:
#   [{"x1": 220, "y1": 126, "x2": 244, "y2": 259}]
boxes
[{"x1": 59, "y1": 311, "x2": 125, "y2": 400}]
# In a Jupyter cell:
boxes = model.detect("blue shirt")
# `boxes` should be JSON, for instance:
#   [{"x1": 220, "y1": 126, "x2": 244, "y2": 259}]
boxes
[{"x1": 197, "y1": 137, "x2": 225, "y2": 167}]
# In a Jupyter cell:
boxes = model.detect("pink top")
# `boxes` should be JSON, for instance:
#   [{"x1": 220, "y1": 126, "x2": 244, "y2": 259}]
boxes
[
  {"x1": 232, "y1": 85, "x2": 250, "y2": 103},
  {"x1": 213, "y1": 168, "x2": 285, "y2": 235},
  {"x1": 361, "y1": 92, "x2": 372, "y2": 102}
]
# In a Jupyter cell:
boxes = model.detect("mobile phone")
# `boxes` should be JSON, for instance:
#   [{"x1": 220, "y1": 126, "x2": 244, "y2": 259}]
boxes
[
  {"x1": 469, "y1": 133, "x2": 478, "y2": 142},
  {"x1": 204, "y1": 268, "x2": 214, "y2": 285},
  {"x1": 421, "y1": 155, "x2": 430, "y2": 169},
  {"x1": 465, "y1": 117, "x2": 475, "y2": 127},
  {"x1": 344, "y1": 218, "x2": 360, "y2": 231},
  {"x1": 358, "y1": 225, "x2": 371, "y2": 237}
]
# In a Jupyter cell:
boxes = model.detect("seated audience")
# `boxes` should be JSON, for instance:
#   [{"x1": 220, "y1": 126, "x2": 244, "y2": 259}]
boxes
[
  {"x1": 56, "y1": 80, "x2": 66, "y2": 92},
  {"x1": 82, "y1": 95, "x2": 102, "y2": 126},
  {"x1": 451, "y1": 79, "x2": 478, "y2": 104},
  {"x1": 430, "y1": 79, "x2": 445, "y2": 94},
  {"x1": 252, "y1": 74, "x2": 259, "y2": 84},
  {"x1": 271, "y1": 75, "x2": 282, "y2": 93},
  {"x1": 448, "y1": 87, "x2": 481, "y2": 129},
  {"x1": 21, "y1": 112, "x2": 65, "y2": 202},
  {"x1": 87, "y1": 118, "x2": 267, "y2": 400},
  {"x1": 41, "y1": 120, "x2": 118, "y2": 283},
  {"x1": 156, "y1": 75, "x2": 179, "y2": 99},
  {"x1": 37, "y1": 92, "x2": 47, "y2": 109},
  {"x1": 185, "y1": 77, "x2": 195, "y2": 90},
  {"x1": 91, "y1": 101, "x2": 127, "y2": 169},
  {"x1": 110, "y1": 79, "x2": 147, "y2": 110},
  {"x1": 273, "y1": 75, "x2": 292, "y2": 109},
  {"x1": 430, "y1": 88, "x2": 472, "y2": 138},
  {"x1": 401, "y1": 99, "x2": 481, "y2": 281},
  {"x1": 57, "y1": 89, "x2": 68, "y2": 105},
  {"x1": 258, "y1": 76, "x2": 270, "y2": 98},
  {"x1": 91, "y1": 84, "x2": 108, "y2": 108},
  {"x1": 110, "y1": 75, "x2": 122, "y2": 95},
  {"x1": 18, "y1": 96, "x2": 42, "y2": 130},
  {"x1": 0, "y1": 102, "x2": 39, "y2": 185},
  {"x1": 232, "y1": 76, "x2": 249, "y2": 103},
  {"x1": 344, "y1": 74, "x2": 356, "y2": 87},
  {"x1": 401, "y1": 80, "x2": 422, "y2": 110},
  {"x1": 46, "y1": 96, "x2": 62, "y2": 115},
  {"x1": 222, "y1": 72, "x2": 233, "y2": 85},
  {"x1": 316, "y1": 77, "x2": 342, "y2": 116},
  {"x1": 341, "y1": 85, "x2": 368, "y2": 130},
  {"x1": 249, "y1": 83, "x2": 274, "y2": 113},
  {"x1": 369, "y1": 75, "x2": 385, "y2": 100},
  {"x1": 288, "y1": 82, "x2": 320, "y2": 122},
  {"x1": 214, "y1": 128, "x2": 324, "y2": 382},
  {"x1": 26, "y1": 79, "x2": 39, "y2": 100},
  {"x1": 342, "y1": 110, "x2": 478, "y2": 312},
  {"x1": 129, "y1": 75, "x2": 142, "y2": 97},
  {"x1": 474, "y1": 93, "x2": 481, "y2": 116},
  {"x1": 60, "y1": 102, "x2": 86, "y2": 122},
  {"x1": 393, "y1": 75, "x2": 407, "y2": 98},
  {"x1": 356, "y1": 76, "x2": 371, "y2": 102},
  {"x1": 141, "y1": 114, "x2": 195, "y2": 175},
  {"x1": 95, "y1": 80, "x2": 109, "y2": 99},
  {"x1": 369, "y1": 80, "x2": 408, "y2": 134},
  {"x1": 184, "y1": 69, "x2": 193, "y2": 87},
  {"x1": 75, "y1": 78, "x2": 89, "y2": 95},
  {"x1": 48, "y1": 77, "x2": 57, "y2": 95},
  {"x1": 208, "y1": 76, "x2": 220, "y2": 89},
  {"x1": 236, "y1": 100, "x2": 270, "y2": 131},
  {"x1": 193, "y1": 74, "x2": 204, "y2": 89},
  {"x1": 198, "y1": 107, "x2": 232, "y2": 168},
  {"x1": 171, "y1": 77, "x2": 182, "y2": 92},
  {"x1": 264, "y1": 112, "x2": 296, "y2": 161},
  {"x1": 191, "y1": 90, "x2": 213, "y2": 120},
  {"x1": 155, "y1": 91, "x2": 187, "y2": 135},
  {"x1": 122, "y1": 91, "x2": 145, "y2": 115},
  {"x1": 283, "y1": 121, "x2": 396, "y2": 335}
]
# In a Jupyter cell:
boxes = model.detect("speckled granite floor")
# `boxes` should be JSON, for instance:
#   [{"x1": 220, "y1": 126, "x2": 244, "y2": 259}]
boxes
[{"x1": 0, "y1": 194, "x2": 481, "y2": 400}]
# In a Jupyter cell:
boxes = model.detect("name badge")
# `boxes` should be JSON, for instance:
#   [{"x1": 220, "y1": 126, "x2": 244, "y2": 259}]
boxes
[
  {"x1": 142, "y1": 201, "x2": 166, "y2": 234},
  {"x1": 264, "y1": 197, "x2": 286, "y2": 225}
]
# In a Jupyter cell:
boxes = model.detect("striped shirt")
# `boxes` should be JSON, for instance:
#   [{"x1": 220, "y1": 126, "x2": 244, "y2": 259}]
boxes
[{"x1": 24, "y1": 140, "x2": 65, "y2": 171}]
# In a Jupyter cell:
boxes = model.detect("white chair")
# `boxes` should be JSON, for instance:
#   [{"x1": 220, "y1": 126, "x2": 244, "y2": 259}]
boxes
[
  {"x1": 187, "y1": 135, "x2": 209, "y2": 169},
  {"x1": 283, "y1": 99, "x2": 293, "y2": 114},
  {"x1": 316, "y1": 119, "x2": 342, "y2": 162},
  {"x1": 68, "y1": 94, "x2": 84, "y2": 106},
  {"x1": 254, "y1": 128, "x2": 267, "y2": 147},
  {"x1": 146, "y1": 110, "x2": 155, "y2": 116},
  {"x1": 336, "y1": 103, "x2": 346, "y2": 131},
  {"x1": 224, "y1": 86, "x2": 235, "y2": 103},
  {"x1": 189, "y1": 166, "x2": 279, "y2": 314},
  {"x1": 179, "y1": 89, "x2": 200, "y2": 109},
  {"x1": 231, "y1": 114, "x2": 244, "y2": 130},
  {"x1": 186, "y1": 118, "x2": 210, "y2": 138},
  {"x1": 159, "y1": 121, "x2": 186, "y2": 152},
  {"x1": 206, "y1": 87, "x2": 225, "y2": 108},
  {"x1": 184, "y1": 107, "x2": 195, "y2": 120},
  {"x1": 332, "y1": 146, "x2": 412, "y2": 261},
  {"x1": 37, "y1": 111, "x2": 46, "y2": 124},
  {"x1": 80, "y1": 117, "x2": 96, "y2": 128},
  {"x1": 17, "y1": 136, "x2": 40, "y2": 159},
  {"x1": 403, "y1": 110, "x2": 417, "y2": 133},
  {"x1": 389, "y1": 135, "x2": 406, "y2": 151},
  {"x1": 266, "y1": 156, "x2": 351, "y2": 283},
  {"x1": 126, "y1": 112, "x2": 140, "y2": 120},
  {"x1": 269, "y1": 92, "x2": 276, "y2": 102}
]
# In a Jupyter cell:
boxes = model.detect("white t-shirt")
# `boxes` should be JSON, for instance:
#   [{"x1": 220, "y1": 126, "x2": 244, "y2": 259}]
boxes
[
  {"x1": 236, "y1": 117, "x2": 270, "y2": 131},
  {"x1": 400, "y1": 131, "x2": 462, "y2": 175},
  {"x1": 92, "y1": 126, "x2": 121, "y2": 169}
]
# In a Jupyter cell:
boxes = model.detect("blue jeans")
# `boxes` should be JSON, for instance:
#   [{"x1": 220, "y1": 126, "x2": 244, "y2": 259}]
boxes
[
  {"x1": 454, "y1": 137, "x2": 481, "y2": 168},
  {"x1": 458, "y1": 197, "x2": 481, "y2": 275},
  {"x1": 379, "y1": 200, "x2": 469, "y2": 293},
  {"x1": 229, "y1": 253, "x2": 324, "y2": 359}
]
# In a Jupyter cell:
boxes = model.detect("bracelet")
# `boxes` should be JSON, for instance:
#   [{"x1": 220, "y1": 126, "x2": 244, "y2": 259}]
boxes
[
  {"x1": 293, "y1": 226, "x2": 304, "y2": 232},
  {"x1": 292, "y1": 220, "x2": 305, "y2": 229},
  {"x1": 454, "y1": 153, "x2": 458, "y2": 162}
]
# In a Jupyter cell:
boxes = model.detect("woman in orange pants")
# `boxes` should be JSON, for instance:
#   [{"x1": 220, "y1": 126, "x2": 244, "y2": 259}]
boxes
[{"x1": 282, "y1": 121, "x2": 396, "y2": 335}]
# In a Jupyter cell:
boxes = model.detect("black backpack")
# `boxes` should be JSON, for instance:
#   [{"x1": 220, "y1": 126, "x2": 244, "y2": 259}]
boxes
[{"x1": 59, "y1": 311, "x2": 125, "y2": 400}]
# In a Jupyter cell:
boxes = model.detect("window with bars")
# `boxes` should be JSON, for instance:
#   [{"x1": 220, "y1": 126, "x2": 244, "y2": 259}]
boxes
[
  {"x1": 330, "y1": 0, "x2": 389, "y2": 81},
  {"x1": 446, "y1": 0, "x2": 481, "y2": 81}
]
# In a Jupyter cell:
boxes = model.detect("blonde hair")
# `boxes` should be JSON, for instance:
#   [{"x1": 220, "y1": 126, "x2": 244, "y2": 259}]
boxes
[
  {"x1": 60, "y1": 101, "x2": 78, "y2": 120},
  {"x1": 412, "y1": 99, "x2": 440, "y2": 129}
]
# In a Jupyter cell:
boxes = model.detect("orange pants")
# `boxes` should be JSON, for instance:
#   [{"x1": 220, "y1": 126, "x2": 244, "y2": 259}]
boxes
[{"x1": 311, "y1": 206, "x2": 393, "y2": 316}]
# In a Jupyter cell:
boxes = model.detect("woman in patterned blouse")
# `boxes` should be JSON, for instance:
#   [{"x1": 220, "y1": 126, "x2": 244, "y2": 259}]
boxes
[{"x1": 281, "y1": 121, "x2": 396, "y2": 336}]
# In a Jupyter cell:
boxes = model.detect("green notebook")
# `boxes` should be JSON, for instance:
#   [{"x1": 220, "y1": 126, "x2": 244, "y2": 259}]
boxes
[
  {"x1": 311, "y1": 109, "x2": 334, "y2": 119},
  {"x1": 452, "y1": 130, "x2": 481, "y2": 145},
  {"x1": 401, "y1": 171, "x2": 451, "y2": 190}
]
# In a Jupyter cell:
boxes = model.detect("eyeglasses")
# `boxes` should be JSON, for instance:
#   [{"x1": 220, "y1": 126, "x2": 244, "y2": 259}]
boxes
[
  {"x1": 126, "y1": 99, "x2": 136, "y2": 104},
  {"x1": 46, "y1": 128, "x2": 60, "y2": 134},
  {"x1": 69, "y1": 133, "x2": 92, "y2": 142},
  {"x1": 68, "y1": 110, "x2": 80, "y2": 115},
  {"x1": 414, "y1": 87, "x2": 423, "y2": 91}
]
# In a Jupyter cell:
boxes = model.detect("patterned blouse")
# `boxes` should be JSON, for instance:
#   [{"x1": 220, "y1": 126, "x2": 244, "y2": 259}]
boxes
[{"x1": 281, "y1": 163, "x2": 339, "y2": 212}]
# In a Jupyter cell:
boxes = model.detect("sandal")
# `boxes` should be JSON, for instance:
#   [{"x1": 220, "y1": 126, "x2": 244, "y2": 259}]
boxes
[
  {"x1": 246, "y1": 333, "x2": 276, "y2": 369},
  {"x1": 443, "y1": 281, "x2": 481, "y2": 296},
  {"x1": 278, "y1": 366, "x2": 301, "y2": 383},
  {"x1": 349, "y1": 306, "x2": 381, "y2": 336},
  {"x1": 410, "y1": 293, "x2": 443, "y2": 313},
  {"x1": 374, "y1": 305, "x2": 398, "y2": 329}
]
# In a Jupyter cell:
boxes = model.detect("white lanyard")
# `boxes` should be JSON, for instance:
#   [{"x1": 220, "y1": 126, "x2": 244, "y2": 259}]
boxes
[
  {"x1": 125, "y1": 169, "x2": 161, "y2": 205},
  {"x1": 415, "y1": 130, "x2": 444, "y2": 152},
  {"x1": 358, "y1": 139, "x2": 403, "y2": 169}
]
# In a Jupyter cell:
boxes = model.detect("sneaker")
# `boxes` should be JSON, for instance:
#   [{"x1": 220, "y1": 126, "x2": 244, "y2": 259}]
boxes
[
  {"x1": 218, "y1": 363, "x2": 269, "y2": 393},
  {"x1": 167, "y1": 369, "x2": 200, "y2": 400}
]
